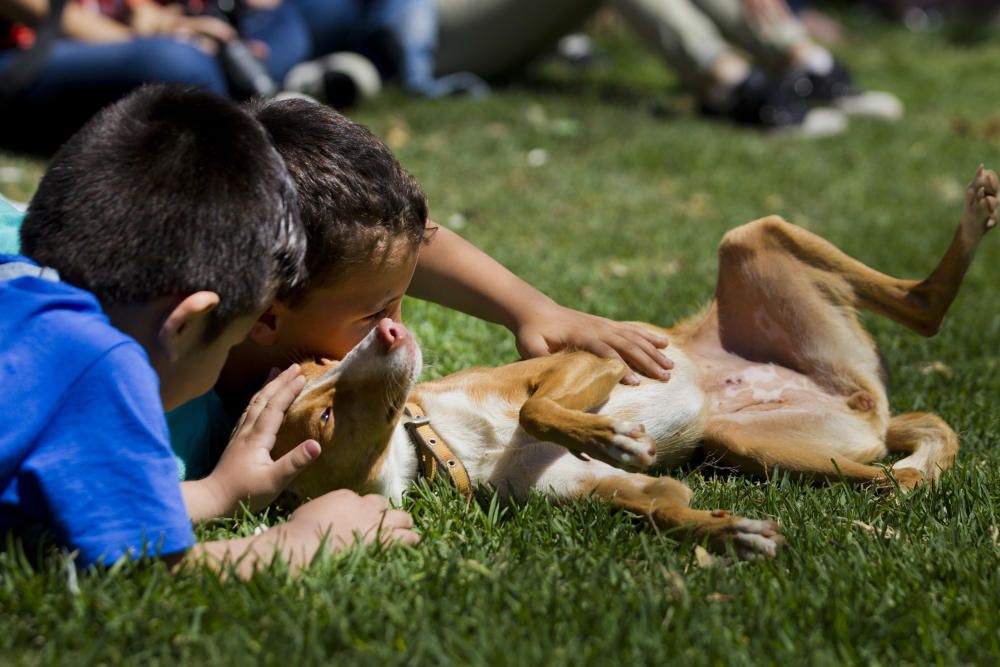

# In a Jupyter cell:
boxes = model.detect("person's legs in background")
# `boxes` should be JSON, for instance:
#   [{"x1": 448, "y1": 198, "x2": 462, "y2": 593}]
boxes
[
  {"x1": 610, "y1": 0, "x2": 846, "y2": 135},
  {"x1": 668, "y1": 0, "x2": 903, "y2": 121},
  {"x1": 287, "y1": 0, "x2": 364, "y2": 58},
  {"x1": 0, "y1": 37, "x2": 227, "y2": 152},
  {"x1": 240, "y1": 1, "x2": 314, "y2": 82},
  {"x1": 282, "y1": 0, "x2": 486, "y2": 104},
  {"x1": 360, "y1": 0, "x2": 486, "y2": 97}
]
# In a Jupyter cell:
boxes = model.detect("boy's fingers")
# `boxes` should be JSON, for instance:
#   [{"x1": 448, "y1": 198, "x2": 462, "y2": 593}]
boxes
[
  {"x1": 270, "y1": 439, "x2": 321, "y2": 488},
  {"x1": 614, "y1": 334, "x2": 674, "y2": 379},
  {"x1": 381, "y1": 527, "x2": 421, "y2": 547},
  {"x1": 249, "y1": 373, "x2": 307, "y2": 437},
  {"x1": 381, "y1": 508, "x2": 414, "y2": 530},
  {"x1": 361, "y1": 493, "x2": 390, "y2": 511},
  {"x1": 633, "y1": 325, "x2": 670, "y2": 349},
  {"x1": 516, "y1": 333, "x2": 552, "y2": 360},
  {"x1": 241, "y1": 365, "x2": 300, "y2": 430}
]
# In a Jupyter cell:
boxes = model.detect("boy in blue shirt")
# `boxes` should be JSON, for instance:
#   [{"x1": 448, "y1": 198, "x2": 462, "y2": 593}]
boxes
[{"x1": 0, "y1": 85, "x2": 418, "y2": 575}]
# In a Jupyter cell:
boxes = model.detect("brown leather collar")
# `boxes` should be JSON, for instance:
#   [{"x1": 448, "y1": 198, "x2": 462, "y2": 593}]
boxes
[{"x1": 403, "y1": 402, "x2": 473, "y2": 499}]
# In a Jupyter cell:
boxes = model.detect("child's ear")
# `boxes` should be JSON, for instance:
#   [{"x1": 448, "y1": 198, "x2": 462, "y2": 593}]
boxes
[
  {"x1": 248, "y1": 301, "x2": 288, "y2": 345},
  {"x1": 158, "y1": 292, "x2": 220, "y2": 362}
]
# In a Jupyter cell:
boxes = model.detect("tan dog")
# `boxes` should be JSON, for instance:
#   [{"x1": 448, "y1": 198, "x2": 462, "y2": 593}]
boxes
[{"x1": 275, "y1": 167, "x2": 998, "y2": 559}]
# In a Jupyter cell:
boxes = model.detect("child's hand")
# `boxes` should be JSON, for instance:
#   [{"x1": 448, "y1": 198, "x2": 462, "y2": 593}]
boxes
[
  {"x1": 286, "y1": 489, "x2": 421, "y2": 551},
  {"x1": 206, "y1": 365, "x2": 320, "y2": 515},
  {"x1": 184, "y1": 490, "x2": 419, "y2": 578},
  {"x1": 514, "y1": 304, "x2": 674, "y2": 385}
]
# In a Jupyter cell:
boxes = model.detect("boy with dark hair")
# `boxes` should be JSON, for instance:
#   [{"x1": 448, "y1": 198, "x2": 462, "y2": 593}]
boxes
[
  {"x1": 1, "y1": 86, "x2": 418, "y2": 575},
  {"x1": 186, "y1": 99, "x2": 673, "y2": 462}
]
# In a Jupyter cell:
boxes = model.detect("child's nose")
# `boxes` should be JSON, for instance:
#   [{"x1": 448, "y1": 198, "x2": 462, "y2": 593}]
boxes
[{"x1": 377, "y1": 318, "x2": 409, "y2": 352}]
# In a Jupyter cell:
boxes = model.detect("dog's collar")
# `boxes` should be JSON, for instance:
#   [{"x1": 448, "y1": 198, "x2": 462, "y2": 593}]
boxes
[{"x1": 403, "y1": 402, "x2": 473, "y2": 499}]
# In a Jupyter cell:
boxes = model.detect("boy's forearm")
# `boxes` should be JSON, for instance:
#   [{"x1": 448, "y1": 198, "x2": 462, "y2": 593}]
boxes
[
  {"x1": 409, "y1": 225, "x2": 554, "y2": 331},
  {"x1": 181, "y1": 477, "x2": 234, "y2": 522}
]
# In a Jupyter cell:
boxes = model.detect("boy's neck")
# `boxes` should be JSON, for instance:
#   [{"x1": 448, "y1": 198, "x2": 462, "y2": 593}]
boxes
[{"x1": 105, "y1": 299, "x2": 172, "y2": 367}]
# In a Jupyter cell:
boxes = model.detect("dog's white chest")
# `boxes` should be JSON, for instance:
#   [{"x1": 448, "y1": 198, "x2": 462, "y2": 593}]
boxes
[
  {"x1": 599, "y1": 350, "x2": 706, "y2": 466},
  {"x1": 411, "y1": 390, "x2": 519, "y2": 483},
  {"x1": 407, "y1": 349, "x2": 706, "y2": 487}
]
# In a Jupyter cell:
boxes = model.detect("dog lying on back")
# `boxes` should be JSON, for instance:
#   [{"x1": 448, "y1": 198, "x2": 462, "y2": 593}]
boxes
[{"x1": 274, "y1": 166, "x2": 998, "y2": 559}]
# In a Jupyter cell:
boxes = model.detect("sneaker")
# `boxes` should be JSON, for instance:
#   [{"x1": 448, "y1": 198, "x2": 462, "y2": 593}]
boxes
[
  {"x1": 700, "y1": 68, "x2": 847, "y2": 138},
  {"x1": 283, "y1": 52, "x2": 382, "y2": 109},
  {"x1": 789, "y1": 60, "x2": 904, "y2": 121}
]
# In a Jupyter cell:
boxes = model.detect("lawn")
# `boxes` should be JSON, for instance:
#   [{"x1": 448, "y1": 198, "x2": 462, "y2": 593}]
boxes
[{"x1": 3, "y1": 10, "x2": 1000, "y2": 666}]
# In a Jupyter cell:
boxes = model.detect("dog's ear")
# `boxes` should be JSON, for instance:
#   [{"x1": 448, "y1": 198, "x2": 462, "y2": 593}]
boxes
[
  {"x1": 248, "y1": 302, "x2": 286, "y2": 345},
  {"x1": 157, "y1": 291, "x2": 219, "y2": 362}
]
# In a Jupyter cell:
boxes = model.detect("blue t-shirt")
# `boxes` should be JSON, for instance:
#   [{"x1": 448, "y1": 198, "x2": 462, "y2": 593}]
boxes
[
  {"x1": 0, "y1": 255, "x2": 195, "y2": 566},
  {"x1": 1, "y1": 201, "x2": 229, "y2": 478}
]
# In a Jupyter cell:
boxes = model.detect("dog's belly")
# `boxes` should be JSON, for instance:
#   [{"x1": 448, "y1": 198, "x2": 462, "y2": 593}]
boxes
[
  {"x1": 599, "y1": 348, "x2": 707, "y2": 468},
  {"x1": 699, "y1": 350, "x2": 852, "y2": 416},
  {"x1": 692, "y1": 346, "x2": 888, "y2": 462}
]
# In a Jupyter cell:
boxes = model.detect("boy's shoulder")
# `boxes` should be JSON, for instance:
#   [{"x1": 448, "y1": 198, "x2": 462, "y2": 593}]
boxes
[
  {"x1": 0, "y1": 254, "x2": 132, "y2": 359},
  {"x1": 0, "y1": 255, "x2": 194, "y2": 565},
  {"x1": 0, "y1": 255, "x2": 145, "y2": 442}
]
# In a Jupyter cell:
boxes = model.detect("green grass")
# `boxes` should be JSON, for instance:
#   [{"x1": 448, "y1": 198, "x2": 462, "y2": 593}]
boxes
[{"x1": 3, "y1": 11, "x2": 1000, "y2": 666}]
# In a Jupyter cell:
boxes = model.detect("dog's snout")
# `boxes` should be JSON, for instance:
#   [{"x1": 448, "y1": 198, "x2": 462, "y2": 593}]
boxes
[{"x1": 377, "y1": 318, "x2": 409, "y2": 352}]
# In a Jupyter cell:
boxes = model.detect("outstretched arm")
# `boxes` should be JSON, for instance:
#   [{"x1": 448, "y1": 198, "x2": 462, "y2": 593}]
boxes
[
  {"x1": 173, "y1": 490, "x2": 420, "y2": 579},
  {"x1": 409, "y1": 224, "x2": 673, "y2": 384}
]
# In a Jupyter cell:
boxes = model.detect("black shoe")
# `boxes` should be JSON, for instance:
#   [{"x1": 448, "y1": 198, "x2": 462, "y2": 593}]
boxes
[
  {"x1": 700, "y1": 68, "x2": 846, "y2": 136},
  {"x1": 788, "y1": 60, "x2": 858, "y2": 102},
  {"x1": 789, "y1": 59, "x2": 904, "y2": 120}
]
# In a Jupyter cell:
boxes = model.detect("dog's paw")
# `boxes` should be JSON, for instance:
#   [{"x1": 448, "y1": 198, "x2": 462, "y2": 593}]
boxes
[
  {"x1": 962, "y1": 165, "x2": 999, "y2": 235},
  {"x1": 608, "y1": 421, "x2": 657, "y2": 469},
  {"x1": 703, "y1": 511, "x2": 783, "y2": 559},
  {"x1": 874, "y1": 466, "x2": 924, "y2": 494},
  {"x1": 729, "y1": 517, "x2": 783, "y2": 559}
]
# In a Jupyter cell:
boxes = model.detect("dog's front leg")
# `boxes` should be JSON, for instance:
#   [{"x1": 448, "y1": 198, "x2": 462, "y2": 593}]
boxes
[
  {"x1": 518, "y1": 352, "x2": 657, "y2": 470},
  {"x1": 587, "y1": 473, "x2": 783, "y2": 559}
]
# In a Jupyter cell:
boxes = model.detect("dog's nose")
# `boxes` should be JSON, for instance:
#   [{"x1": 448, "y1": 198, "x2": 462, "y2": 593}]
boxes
[{"x1": 377, "y1": 318, "x2": 409, "y2": 352}]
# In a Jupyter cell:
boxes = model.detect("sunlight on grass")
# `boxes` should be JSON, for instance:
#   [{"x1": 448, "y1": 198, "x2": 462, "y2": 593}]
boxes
[{"x1": 2, "y1": 11, "x2": 1000, "y2": 665}]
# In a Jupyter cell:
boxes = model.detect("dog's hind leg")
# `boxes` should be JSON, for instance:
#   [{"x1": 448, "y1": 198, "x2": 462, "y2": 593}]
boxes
[
  {"x1": 518, "y1": 352, "x2": 658, "y2": 470},
  {"x1": 703, "y1": 416, "x2": 924, "y2": 492},
  {"x1": 886, "y1": 413, "x2": 958, "y2": 482},
  {"x1": 705, "y1": 168, "x2": 996, "y2": 396},
  {"x1": 585, "y1": 472, "x2": 783, "y2": 558},
  {"x1": 714, "y1": 167, "x2": 996, "y2": 354}
]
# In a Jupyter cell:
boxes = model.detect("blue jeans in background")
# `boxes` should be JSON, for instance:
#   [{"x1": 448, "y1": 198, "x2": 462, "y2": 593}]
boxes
[{"x1": 289, "y1": 0, "x2": 486, "y2": 97}]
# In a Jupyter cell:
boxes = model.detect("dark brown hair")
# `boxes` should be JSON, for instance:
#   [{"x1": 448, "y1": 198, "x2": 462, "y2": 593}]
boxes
[
  {"x1": 252, "y1": 99, "x2": 428, "y2": 304},
  {"x1": 22, "y1": 85, "x2": 305, "y2": 335}
]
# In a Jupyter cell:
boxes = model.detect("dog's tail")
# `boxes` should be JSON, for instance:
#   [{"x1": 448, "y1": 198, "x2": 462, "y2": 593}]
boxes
[{"x1": 887, "y1": 413, "x2": 958, "y2": 481}]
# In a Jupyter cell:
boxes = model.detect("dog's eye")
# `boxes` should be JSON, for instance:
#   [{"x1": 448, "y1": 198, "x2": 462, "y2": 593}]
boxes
[{"x1": 320, "y1": 407, "x2": 332, "y2": 425}]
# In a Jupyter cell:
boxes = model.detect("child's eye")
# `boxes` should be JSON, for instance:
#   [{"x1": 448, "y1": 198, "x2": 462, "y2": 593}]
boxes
[{"x1": 365, "y1": 309, "x2": 387, "y2": 322}]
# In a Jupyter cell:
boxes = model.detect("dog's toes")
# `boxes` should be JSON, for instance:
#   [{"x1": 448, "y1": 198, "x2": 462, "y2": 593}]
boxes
[
  {"x1": 730, "y1": 518, "x2": 783, "y2": 559},
  {"x1": 610, "y1": 421, "x2": 657, "y2": 468}
]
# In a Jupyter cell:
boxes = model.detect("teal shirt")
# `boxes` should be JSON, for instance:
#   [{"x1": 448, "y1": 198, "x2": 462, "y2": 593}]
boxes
[
  {"x1": 0, "y1": 198, "x2": 227, "y2": 479},
  {"x1": 0, "y1": 198, "x2": 23, "y2": 254},
  {"x1": 165, "y1": 391, "x2": 232, "y2": 480}
]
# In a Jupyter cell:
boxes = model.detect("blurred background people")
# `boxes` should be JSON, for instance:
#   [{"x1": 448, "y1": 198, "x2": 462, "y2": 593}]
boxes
[
  {"x1": 0, "y1": 0, "x2": 313, "y2": 151},
  {"x1": 282, "y1": 0, "x2": 487, "y2": 106},
  {"x1": 432, "y1": 0, "x2": 904, "y2": 135}
]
